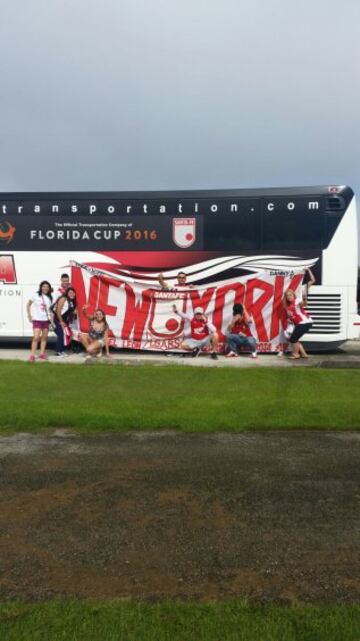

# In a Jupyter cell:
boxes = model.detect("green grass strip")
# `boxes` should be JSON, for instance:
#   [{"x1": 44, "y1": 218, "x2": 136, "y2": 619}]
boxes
[
  {"x1": 1, "y1": 361, "x2": 360, "y2": 432},
  {"x1": 0, "y1": 600, "x2": 359, "y2": 641}
]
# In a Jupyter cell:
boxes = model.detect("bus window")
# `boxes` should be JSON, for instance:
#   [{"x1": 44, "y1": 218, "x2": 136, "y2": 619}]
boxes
[
  {"x1": 262, "y1": 210, "x2": 324, "y2": 250},
  {"x1": 204, "y1": 211, "x2": 261, "y2": 251}
]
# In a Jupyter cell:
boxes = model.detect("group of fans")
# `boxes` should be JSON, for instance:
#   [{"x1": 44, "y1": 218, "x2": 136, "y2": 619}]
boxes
[
  {"x1": 26, "y1": 268, "x2": 315, "y2": 362},
  {"x1": 160, "y1": 268, "x2": 315, "y2": 361},
  {"x1": 26, "y1": 273, "x2": 109, "y2": 362}
]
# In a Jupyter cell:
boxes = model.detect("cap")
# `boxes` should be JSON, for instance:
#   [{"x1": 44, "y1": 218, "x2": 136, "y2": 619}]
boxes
[{"x1": 194, "y1": 307, "x2": 203, "y2": 314}]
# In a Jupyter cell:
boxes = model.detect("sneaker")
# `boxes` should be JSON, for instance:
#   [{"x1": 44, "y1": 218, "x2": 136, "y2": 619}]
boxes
[
  {"x1": 191, "y1": 347, "x2": 201, "y2": 358},
  {"x1": 38, "y1": 353, "x2": 48, "y2": 361},
  {"x1": 226, "y1": 351, "x2": 238, "y2": 358},
  {"x1": 28, "y1": 354, "x2": 36, "y2": 362},
  {"x1": 55, "y1": 352, "x2": 66, "y2": 358},
  {"x1": 210, "y1": 352, "x2": 218, "y2": 360},
  {"x1": 250, "y1": 352, "x2": 257, "y2": 359}
]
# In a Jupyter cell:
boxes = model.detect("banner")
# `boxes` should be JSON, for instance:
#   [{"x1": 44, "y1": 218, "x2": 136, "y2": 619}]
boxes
[{"x1": 70, "y1": 258, "x2": 305, "y2": 353}]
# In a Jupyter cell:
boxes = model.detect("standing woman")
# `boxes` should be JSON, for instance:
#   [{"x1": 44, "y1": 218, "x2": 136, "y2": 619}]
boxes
[
  {"x1": 52, "y1": 287, "x2": 77, "y2": 357},
  {"x1": 283, "y1": 286, "x2": 313, "y2": 359},
  {"x1": 80, "y1": 305, "x2": 110, "y2": 359},
  {"x1": 26, "y1": 280, "x2": 53, "y2": 361}
]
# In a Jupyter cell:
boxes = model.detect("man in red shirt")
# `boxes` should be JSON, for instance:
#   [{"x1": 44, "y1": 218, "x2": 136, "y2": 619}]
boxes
[
  {"x1": 226, "y1": 303, "x2": 257, "y2": 358},
  {"x1": 173, "y1": 304, "x2": 218, "y2": 359}
]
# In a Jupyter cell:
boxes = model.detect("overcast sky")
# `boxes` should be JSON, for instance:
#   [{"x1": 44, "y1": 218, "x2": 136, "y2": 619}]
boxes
[{"x1": 0, "y1": 0, "x2": 359, "y2": 214}]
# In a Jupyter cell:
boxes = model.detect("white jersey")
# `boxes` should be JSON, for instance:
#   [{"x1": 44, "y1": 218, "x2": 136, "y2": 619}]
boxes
[
  {"x1": 29, "y1": 293, "x2": 52, "y2": 321},
  {"x1": 54, "y1": 297, "x2": 70, "y2": 318}
]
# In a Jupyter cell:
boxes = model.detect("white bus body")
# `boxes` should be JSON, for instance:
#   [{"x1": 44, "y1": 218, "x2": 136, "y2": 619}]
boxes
[{"x1": 0, "y1": 185, "x2": 358, "y2": 350}]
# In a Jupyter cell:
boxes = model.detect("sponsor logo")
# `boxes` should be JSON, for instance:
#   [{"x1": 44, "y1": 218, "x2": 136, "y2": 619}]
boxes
[
  {"x1": 173, "y1": 218, "x2": 196, "y2": 248},
  {"x1": 0, "y1": 221, "x2": 16, "y2": 244}
]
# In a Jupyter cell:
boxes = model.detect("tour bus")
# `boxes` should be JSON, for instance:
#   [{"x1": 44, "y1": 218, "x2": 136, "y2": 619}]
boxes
[{"x1": 0, "y1": 185, "x2": 358, "y2": 352}]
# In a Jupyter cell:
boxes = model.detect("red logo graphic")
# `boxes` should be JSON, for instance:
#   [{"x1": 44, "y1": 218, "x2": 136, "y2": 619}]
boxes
[
  {"x1": 0, "y1": 221, "x2": 16, "y2": 244},
  {"x1": 0, "y1": 255, "x2": 17, "y2": 283},
  {"x1": 173, "y1": 218, "x2": 196, "y2": 248}
]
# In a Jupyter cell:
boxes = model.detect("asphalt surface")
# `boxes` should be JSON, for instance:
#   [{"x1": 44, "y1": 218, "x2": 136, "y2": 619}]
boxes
[{"x1": 0, "y1": 431, "x2": 359, "y2": 603}]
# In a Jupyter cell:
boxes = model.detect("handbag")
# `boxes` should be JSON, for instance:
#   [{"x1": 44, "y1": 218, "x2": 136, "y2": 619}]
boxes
[{"x1": 42, "y1": 294, "x2": 56, "y2": 332}]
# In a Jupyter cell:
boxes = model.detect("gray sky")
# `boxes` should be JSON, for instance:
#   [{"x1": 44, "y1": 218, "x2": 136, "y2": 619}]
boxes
[{"x1": 1, "y1": 0, "x2": 359, "y2": 211}]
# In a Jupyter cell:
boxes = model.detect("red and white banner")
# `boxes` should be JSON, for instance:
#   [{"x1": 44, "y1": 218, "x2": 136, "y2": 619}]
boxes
[{"x1": 70, "y1": 258, "x2": 306, "y2": 353}]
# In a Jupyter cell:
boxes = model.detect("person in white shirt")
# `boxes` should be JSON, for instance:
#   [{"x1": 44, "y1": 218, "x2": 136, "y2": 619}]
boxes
[
  {"x1": 53, "y1": 273, "x2": 71, "y2": 305},
  {"x1": 26, "y1": 280, "x2": 53, "y2": 362},
  {"x1": 158, "y1": 271, "x2": 193, "y2": 291}
]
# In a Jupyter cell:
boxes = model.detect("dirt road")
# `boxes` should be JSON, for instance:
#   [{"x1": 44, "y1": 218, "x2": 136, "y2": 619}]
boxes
[{"x1": 0, "y1": 431, "x2": 359, "y2": 603}]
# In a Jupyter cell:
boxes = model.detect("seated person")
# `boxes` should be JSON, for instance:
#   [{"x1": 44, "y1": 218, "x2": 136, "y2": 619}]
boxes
[
  {"x1": 226, "y1": 303, "x2": 257, "y2": 358},
  {"x1": 80, "y1": 306, "x2": 110, "y2": 360},
  {"x1": 173, "y1": 304, "x2": 218, "y2": 359}
]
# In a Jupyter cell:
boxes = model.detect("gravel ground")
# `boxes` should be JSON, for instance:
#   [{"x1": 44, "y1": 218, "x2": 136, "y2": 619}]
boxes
[{"x1": 0, "y1": 430, "x2": 359, "y2": 604}]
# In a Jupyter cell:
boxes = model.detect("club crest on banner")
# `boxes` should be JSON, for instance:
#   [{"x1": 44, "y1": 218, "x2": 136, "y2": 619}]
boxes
[{"x1": 173, "y1": 218, "x2": 196, "y2": 248}]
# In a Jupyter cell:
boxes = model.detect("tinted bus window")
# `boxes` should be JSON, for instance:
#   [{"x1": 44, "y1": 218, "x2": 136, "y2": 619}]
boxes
[
  {"x1": 262, "y1": 211, "x2": 324, "y2": 250},
  {"x1": 204, "y1": 211, "x2": 261, "y2": 251}
]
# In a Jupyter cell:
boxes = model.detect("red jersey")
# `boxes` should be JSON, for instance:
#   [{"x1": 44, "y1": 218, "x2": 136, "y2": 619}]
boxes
[
  {"x1": 190, "y1": 318, "x2": 210, "y2": 340},
  {"x1": 231, "y1": 317, "x2": 252, "y2": 337},
  {"x1": 54, "y1": 286, "x2": 66, "y2": 301},
  {"x1": 288, "y1": 299, "x2": 312, "y2": 325}
]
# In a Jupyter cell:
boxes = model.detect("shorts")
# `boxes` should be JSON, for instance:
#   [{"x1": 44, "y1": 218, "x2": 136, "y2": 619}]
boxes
[
  {"x1": 289, "y1": 322, "x2": 313, "y2": 343},
  {"x1": 183, "y1": 336, "x2": 211, "y2": 349},
  {"x1": 32, "y1": 320, "x2": 49, "y2": 330},
  {"x1": 89, "y1": 335, "x2": 105, "y2": 347}
]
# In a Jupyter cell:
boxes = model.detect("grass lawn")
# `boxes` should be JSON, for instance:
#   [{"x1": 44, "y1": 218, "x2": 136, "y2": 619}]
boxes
[
  {"x1": 0, "y1": 600, "x2": 359, "y2": 641},
  {"x1": 1, "y1": 361, "x2": 360, "y2": 432}
]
